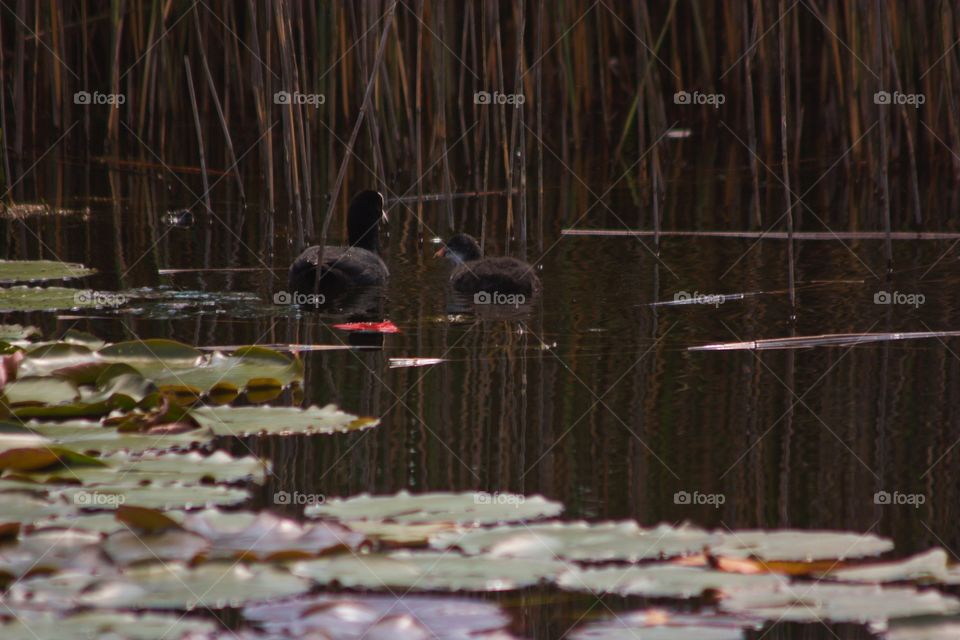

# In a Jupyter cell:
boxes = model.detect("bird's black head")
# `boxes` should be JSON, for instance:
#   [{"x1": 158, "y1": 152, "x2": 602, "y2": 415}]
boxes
[
  {"x1": 347, "y1": 190, "x2": 387, "y2": 252},
  {"x1": 436, "y1": 233, "x2": 482, "y2": 263}
]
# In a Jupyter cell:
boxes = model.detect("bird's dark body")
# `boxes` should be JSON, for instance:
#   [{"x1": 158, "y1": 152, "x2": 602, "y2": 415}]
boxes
[{"x1": 450, "y1": 256, "x2": 539, "y2": 296}]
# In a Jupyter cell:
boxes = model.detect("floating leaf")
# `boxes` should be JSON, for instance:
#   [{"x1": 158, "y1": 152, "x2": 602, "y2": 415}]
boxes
[
  {"x1": 25, "y1": 450, "x2": 267, "y2": 486},
  {"x1": 56, "y1": 483, "x2": 249, "y2": 511},
  {"x1": 103, "y1": 528, "x2": 209, "y2": 565},
  {"x1": 570, "y1": 610, "x2": 750, "y2": 640},
  {"x1": 431, "y1": 521, "x2": 717, "y2": 562},
  {"x1": 245, "y1": 594, "x2": 515, "y2": 639},
  {"x1": 0, "y1": 286, "x2": 101, "y2": 312},
  {"x1": 0, "y1": 611, "x2": 216, "y2": 640},
  {"x1": 183, "y1": 510, "x2": 364, "y2": 560},
  {"x1": 825, "y1": 548, "x2": 956, "y2": 584},
  {"x1": 0, "y1": 260, "x2": 94, "y2": 283},
  {"x1": 0, "y1": 529, "x2": 103, "y2": 581},
  {"x1": 9, "y1": 562, "x2": 311, "y2": 610},
  {"x1": 116, "y1": 505, "x2": 182, "y2": 533},
  {"x1": 2, "y1": 376, "x2": 79, "y2": 406},
  {"x1": 306, "y1": 490, "x2": 562, "y2": 525},
  {"x1": 192, "y1": 404, "x2": 378, "y2": 437},
  {"x1": 0, "y1": 324, "x2": 40, "y2": 342},
  {"x1": 710, "y1": 530, "x2": 894, "y2": 562},
  {"x1": 719, "y1": 583, "x2": 960, "y2": 623},
  {"x1": 557, "y1": 565, "x2": 784, "y2": 598},
  {"x1": 26, "y1": 418, "x2": 210, "y2": 455},
  {"x1": 0, "y1": 445, "x2": 106, "y2": 472},
  {"x1": 292, "y1": 551, "x2": 566, "y2": 591}
]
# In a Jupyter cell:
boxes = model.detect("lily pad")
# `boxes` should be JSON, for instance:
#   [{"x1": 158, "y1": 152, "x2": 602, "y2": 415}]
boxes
[
  {"x1": 826, "y1": 548, "x2": 960, "y2": 585},
  {"x1": 0, "y1": 259, "x2": 94, "y2": 283},
  {"x1": 0, "y1": 491, "x2": 74, "y2": 527},
  {"x1": 100, "y1": 340, "x2": 303, "y2": 393},
  {"x1": 306, "y1": 490, "x2": 563, "y2": 525},
  {"x1": 183, "y1": 510, "x2": 364, "y2": 560},
  {"x1": 292, "y1": 551, "x2": 566, "y2": 591},
  {"x1": 26, "y1": 419, "x2": 210, "y2": 455},
  {"x1": 9, "y1": 562, "x2": 311, "y2": 610},
  {"x1": 25, "y1": 450, "x2": 268, "y2": 486},
  {"x1": 56, "y1": 483, "x2": 249, "y2": 511},
  {"x1": 0, "y1": 529, "x2": 103, "y2": 581},
  {"x1": 711, "y1": 529, "x2": 894, "y2": 561},
  {"x1": 0, "y1": 611, "x2": 216, "y2": 639},
  {"x1": 245, "y1": 594, "x2": 515, "y2": 638},
  {"x1": 887, "y1": 619, "x2": 960, "y2": 639},
  {"x1": 1, "y1": 376, "x2": 79, "y2": 406},
  {"x1": 102, "y1": 528, "x2": 209, "y2": 565},
  {"x1": 557, "y1": 564, "x2": 784, "y2": 598},
  {"x1": 0, "y1": 324, "x2": 40, "y2": 342},
  {"x1": 0, "y1": 286, "x2": 100, "y2": 312},
  {"x1": 719, "y1": 583, "x2": 960, "y2": 623},
  {"x1": 192, "y1": 404, "x2": 378, "y2": 437},
  {"x1": 570, "y1": 610, "x2": 749, "y2": 640},
  {"x1": 431, "y1": 521, "x2": 717, "y2": 562}
]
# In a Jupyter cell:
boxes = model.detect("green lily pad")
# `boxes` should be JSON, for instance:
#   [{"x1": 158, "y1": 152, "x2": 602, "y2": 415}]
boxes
[
  {"x1": 0, "y1": 611, "x2": 216, "y2": 639},
  {"x1": 0, "y1": 286, "x2": 101, "y2": 312},
  {"x1": 0, "y1": 444, "x2": 106, "y2": 472},
  {"x1": 306, "y1": 490, "x2": 562, "y2": 525},
  {"x1": 244, "y1": 594, "x2": 515, "y2": 638},
  {"x1": 292, "y1": 551, "x2": 566, "y2": 591},
  {"x1": 826, "y1": 548, "x2": 959, "y2": 584},
  {"x1": 9, "y1": 562, "x2": 311, "y2": 610},
  {"x1": 1, "y1": 376, "x2": 79, "y2": 406},
  {"x1": 0, "y1": 324, "x2": 40, "y2": 342},
  {"x1": 719, "y1": 583, "x2": 960, "y2": 623},
  {"x1": 26, "y1": 419, "x2": 211, "y2": 455},
  {"x1": 887, "y1": 619, "x2": 960, "y2": 640},
  {"x1": 0, "y1": 260, "x2": 94, "y2": 283},
  {"x1": 711, "y1": 529, "x2": 894, "y2": 561},
  {"x1": 181, "y1": 510, "x2": 364, "y2": 560},
  {"x1": 193, "y1": 404, "x2": 378, "y2": 436},
  {"x1": 0, "y1": 491, "x2": 74, "y2": 527},
  {"x1": 0, "y1": 529, "x2": 103, "y2": 580},
  {"x1": 56, "y1": 482, "x2": 249, "y2": 511},
  {"x1": 26, "y1": 450, "x2": 268, "y2": 486},
  {"x1": 557, "y1": 564, "x2": 784, "y2": 598},
  {"x1": 431, "y1": 521, "x2": 717, "y2": 562},
  {"x1": 99, "y1": 340, "x2": 303, "y2": 393},
  {"x1": 570, "y1": 611, "x2": 750, "y2": 640},
  {"x1": 102, "y1": 528, "x2": 210, "y2": 565}
]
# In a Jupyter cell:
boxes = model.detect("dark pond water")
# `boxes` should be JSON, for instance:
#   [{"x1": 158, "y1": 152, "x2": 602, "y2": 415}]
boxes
[{"x1": 5, "y1": 143, "x2": 960, "y2": 638}]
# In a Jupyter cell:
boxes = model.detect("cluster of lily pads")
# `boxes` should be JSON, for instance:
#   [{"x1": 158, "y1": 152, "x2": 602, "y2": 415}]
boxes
[{"x1": 3, "y1": 260, "x2": 960, "y2": 638}]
